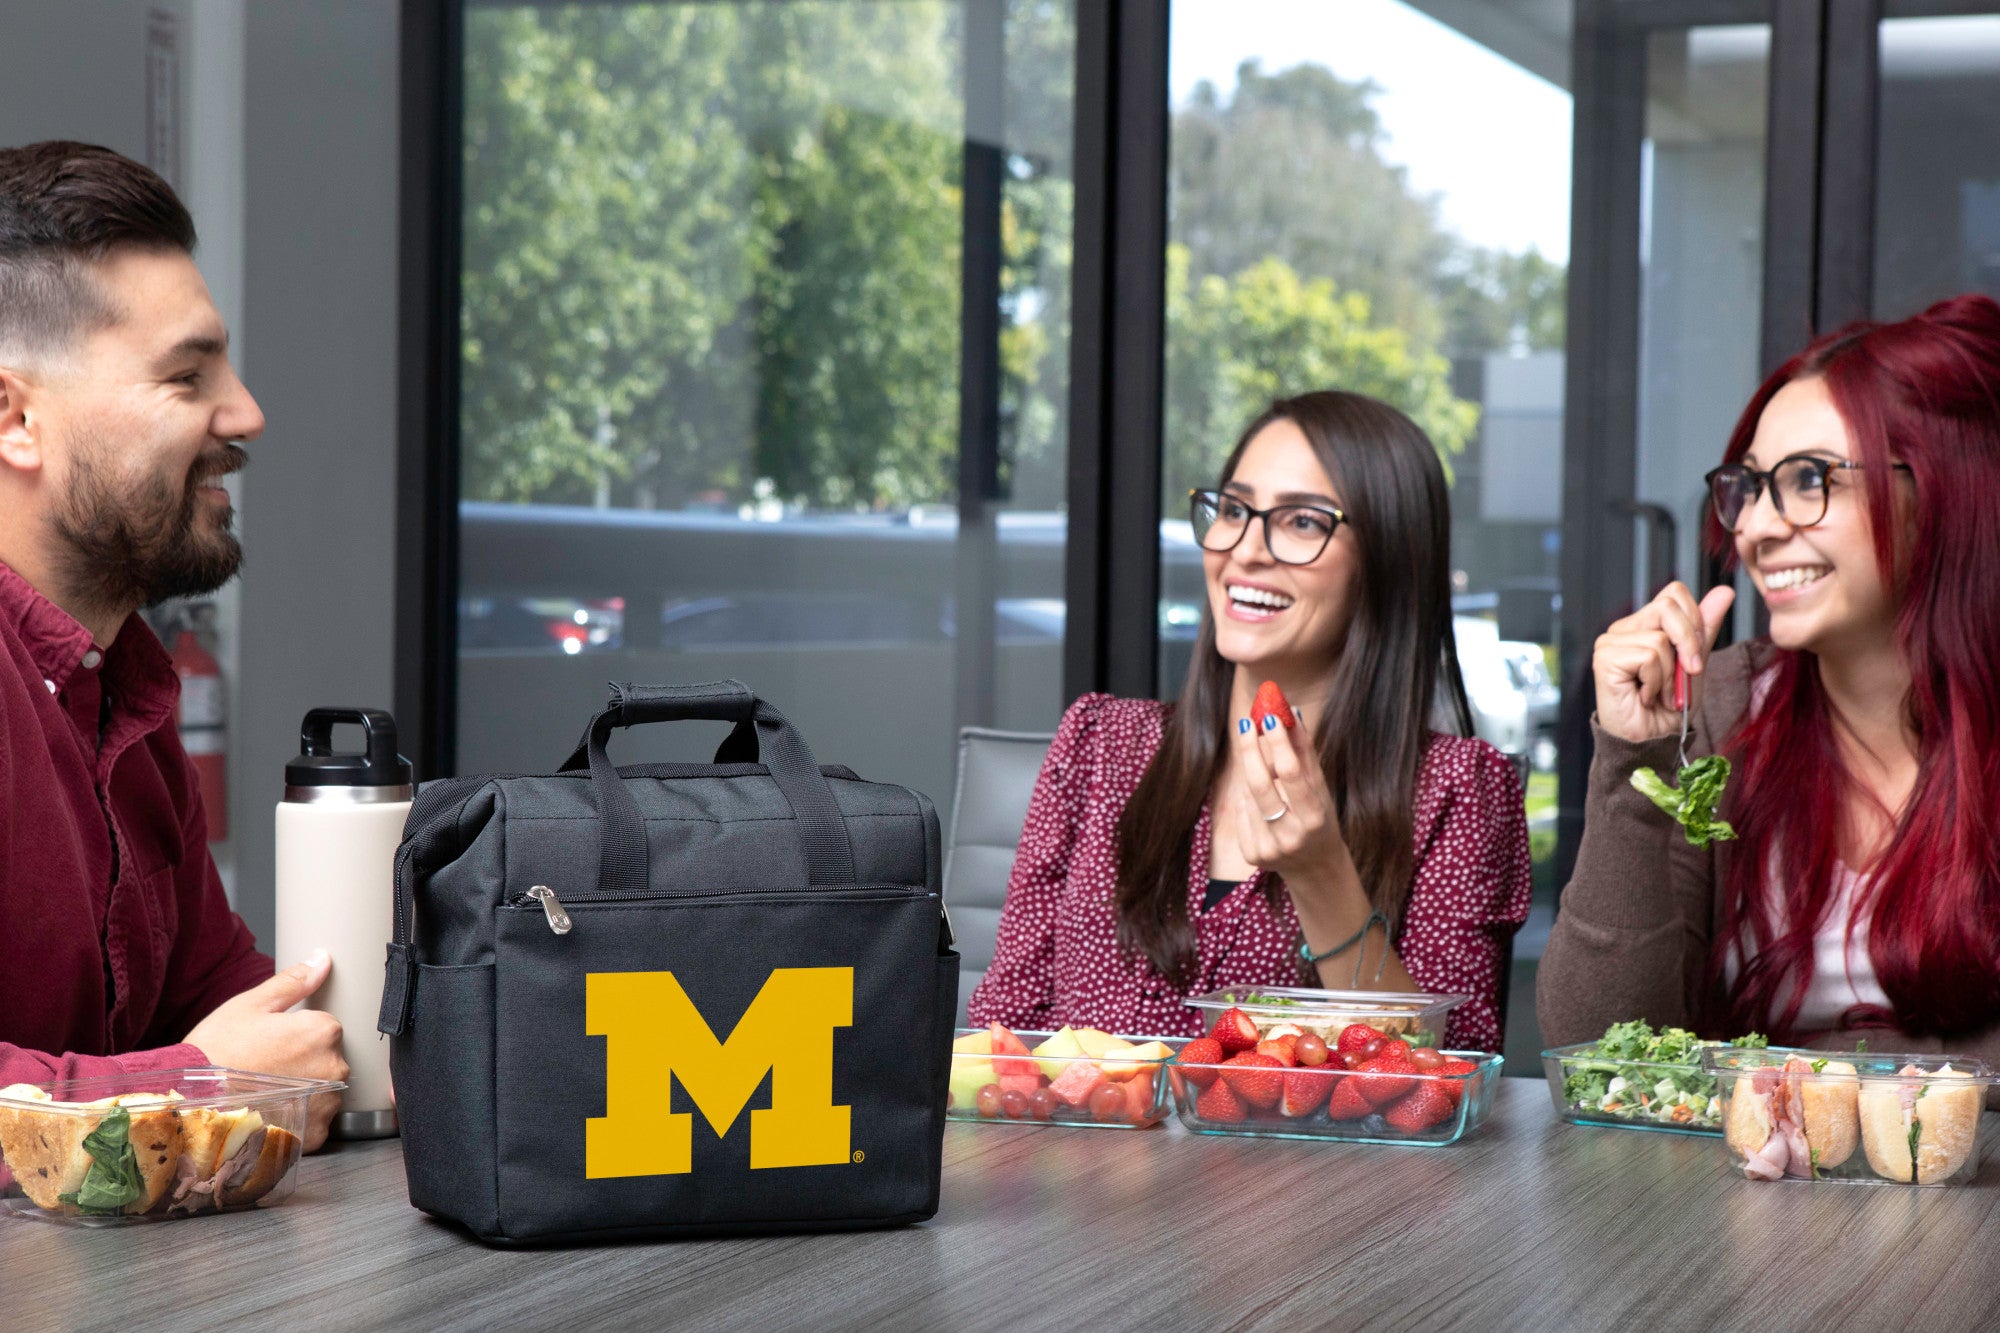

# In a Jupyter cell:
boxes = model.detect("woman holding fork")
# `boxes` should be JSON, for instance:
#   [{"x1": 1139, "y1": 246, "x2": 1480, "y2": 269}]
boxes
[{"x1": 1539, "y1": 295, "x2": 2000, "y2": 1070}]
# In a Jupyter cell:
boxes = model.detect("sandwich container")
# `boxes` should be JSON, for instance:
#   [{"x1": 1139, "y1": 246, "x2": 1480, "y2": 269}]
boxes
[
  {"x1": 1166, "y1": 1050, "x2": 1502, "y2": 1146},
  {"x1": 0, "y1": 1067, "x2": 344, "y2": 1226},
  {"x1": 1703, "y1": 1049, "x2": 1996, "y2": 1186},
  {"x1": 1183, "y1": 986, "x2": 1468, "y2": 1051},
  {"x1": 947, "y1": 1029, "x2": 1183, "y2": 1129}
]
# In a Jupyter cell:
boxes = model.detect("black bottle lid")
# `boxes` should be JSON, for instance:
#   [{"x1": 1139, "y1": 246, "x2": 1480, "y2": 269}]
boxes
[{"x1": 285, "y1": 707, "x2": 413, "y2": 789}]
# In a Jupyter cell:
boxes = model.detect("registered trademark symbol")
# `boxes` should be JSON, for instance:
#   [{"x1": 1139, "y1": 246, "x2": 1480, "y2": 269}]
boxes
[{"x1": 852, "y1": 1150, "x2": 864, "y2": 1163}]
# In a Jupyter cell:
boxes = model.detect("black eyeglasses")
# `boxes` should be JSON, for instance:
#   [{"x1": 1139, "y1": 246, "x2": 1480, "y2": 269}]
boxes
[
  {"x1": 1188, "y1": 489, "x2": 1346, "y2": 565},
  {"x1": 1704, "y1": 454, "x2": 1912, "y2": 532}
]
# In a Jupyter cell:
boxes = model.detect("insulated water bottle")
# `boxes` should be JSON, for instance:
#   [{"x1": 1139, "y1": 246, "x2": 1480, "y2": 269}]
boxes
[{"x1": 274, "y1": 707, "x2": 412, "y2": 1139}]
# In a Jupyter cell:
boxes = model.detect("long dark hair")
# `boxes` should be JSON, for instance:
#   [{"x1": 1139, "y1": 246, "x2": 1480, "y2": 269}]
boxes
[
  {"x1": 1114, "y1": 391, "x2": 1474, "y2": 987},
  {"x1": 1702, "y1": 294, "x2": 2000, "y2": 1039}
]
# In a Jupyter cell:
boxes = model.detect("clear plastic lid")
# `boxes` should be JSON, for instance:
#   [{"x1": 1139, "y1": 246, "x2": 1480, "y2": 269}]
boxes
[{"x1": 1183, "y1": 986, "x2": 1466, "y2": 1038}]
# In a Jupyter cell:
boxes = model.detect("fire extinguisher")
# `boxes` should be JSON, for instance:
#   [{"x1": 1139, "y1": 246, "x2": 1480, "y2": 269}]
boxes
[{"x1": 170, "y1": 611, "x2": 228, "y2": 842}]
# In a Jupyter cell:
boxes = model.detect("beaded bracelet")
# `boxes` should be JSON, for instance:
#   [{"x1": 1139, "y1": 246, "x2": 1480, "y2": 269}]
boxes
[{"x1": 1297, "y1": 909, "x2": 1388, "y2": 974}]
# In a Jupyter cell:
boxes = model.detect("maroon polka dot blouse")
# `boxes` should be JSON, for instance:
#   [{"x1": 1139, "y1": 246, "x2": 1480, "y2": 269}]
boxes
[{"x1": 965, "y1": 693, "x2": 1533, "y2": 1052}]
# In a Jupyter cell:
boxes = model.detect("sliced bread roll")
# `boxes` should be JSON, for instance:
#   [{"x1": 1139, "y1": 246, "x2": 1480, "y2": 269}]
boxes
[
  {"x1": 1860, "y1": 1066, "x2": 1982, "y2": 1184},
  {"x1": 0, "y1": 1087, "x2": 90, "y2": 1211},
  {"x1": 1798, "y1": 1060, "x2": 1860, "y2": 1171}
]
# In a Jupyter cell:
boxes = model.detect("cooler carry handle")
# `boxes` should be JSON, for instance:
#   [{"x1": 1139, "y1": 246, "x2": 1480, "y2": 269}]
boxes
[{"x1": 563, "y1": 679, "x2": 858, "y2": 894}]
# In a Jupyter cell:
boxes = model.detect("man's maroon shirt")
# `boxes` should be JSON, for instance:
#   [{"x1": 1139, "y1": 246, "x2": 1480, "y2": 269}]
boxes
[{"x1": 0, "y1": 561, "x2": 271, "y2": 1087}]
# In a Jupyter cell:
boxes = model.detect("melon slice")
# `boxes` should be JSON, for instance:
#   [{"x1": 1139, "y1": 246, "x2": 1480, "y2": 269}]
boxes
[
  {"x1": 1031, "y1": 1027, "x2": 1087, "y2": 1081},
  {"x1": 1101, "y1": 1039, "x2": 1172, "y2": 1081}
]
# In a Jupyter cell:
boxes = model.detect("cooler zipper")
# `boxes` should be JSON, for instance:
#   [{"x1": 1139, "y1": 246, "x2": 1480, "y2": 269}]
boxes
[
  {"x1": 507, "y1": 883, "x2": 939, "y2": 937},
  {"x1": 523, "y1": 885, "x2": 572, "y2": 934}
]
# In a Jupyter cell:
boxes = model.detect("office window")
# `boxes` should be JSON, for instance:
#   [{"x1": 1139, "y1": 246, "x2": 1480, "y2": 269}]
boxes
[
  {"x1": 1160, "y1": 1, "x2": 1571, "y2": 874},
  {"x1": 454, "y1": 1, "x2": 1075, "y2": 815},
  {"x1": 1874, "y1": 13, "x2": 2000, "y2": 316}
]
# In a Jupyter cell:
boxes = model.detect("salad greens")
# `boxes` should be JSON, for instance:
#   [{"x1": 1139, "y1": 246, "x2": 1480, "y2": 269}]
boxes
[
  {"x1": 1558, "y1": 1020, "x2": 1769, "y2": 1131},
  {"x1": 1631, "y1": 755, "x2": 1737, "y2": 848},
  {"x1": 55, "y1": 1106, "x2": 145, "y2": 1215}
]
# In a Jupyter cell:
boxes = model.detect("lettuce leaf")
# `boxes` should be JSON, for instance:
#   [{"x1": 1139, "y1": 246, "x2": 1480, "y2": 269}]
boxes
[
  {"x1": 55, "y1": 1106, "x2": 144, "y2": 1215},
  {"x1": 1631, "y1": 755, "x2": 1738, "y2": 848}
]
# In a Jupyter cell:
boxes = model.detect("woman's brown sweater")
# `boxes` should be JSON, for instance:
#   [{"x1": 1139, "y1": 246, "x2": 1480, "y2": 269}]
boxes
[{"x1": 1536, "y1": 639, "x2": 2000, "y2": 1087}]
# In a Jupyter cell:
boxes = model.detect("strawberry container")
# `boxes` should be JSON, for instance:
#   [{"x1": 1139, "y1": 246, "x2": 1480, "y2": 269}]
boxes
[
  {"x1": 1702, "y1": 1048, "x2": 1997, "y2": 1186},
  {"x1": 1167, "y1": 1050, "x2": 1502, "y2": 1146},
  {"x1": 1183, "y1": 986, "x2": 1468, "y2": 1052},
  {"x1": 0, "y1": 1067, "x2": 344, "y2": 1226},
  {"x1": 947, "y1": 1026, "x2": 1183, "y2": 1129}
]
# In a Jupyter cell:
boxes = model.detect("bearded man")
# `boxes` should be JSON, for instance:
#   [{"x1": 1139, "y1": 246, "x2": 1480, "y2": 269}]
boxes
[{"x1": 0, "y1": 142, "x2": 344, "y2": 1149}]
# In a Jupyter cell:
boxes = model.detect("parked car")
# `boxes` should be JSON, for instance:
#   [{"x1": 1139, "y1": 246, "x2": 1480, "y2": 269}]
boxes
[{"x1": 1454, "y1": 616, "x2": 1558, "y2": 767}]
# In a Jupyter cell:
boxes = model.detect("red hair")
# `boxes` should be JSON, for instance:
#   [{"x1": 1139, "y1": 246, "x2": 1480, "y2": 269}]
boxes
[{"x1": 1702, "y1": 294, "x2": 2000, "y2": 1040}]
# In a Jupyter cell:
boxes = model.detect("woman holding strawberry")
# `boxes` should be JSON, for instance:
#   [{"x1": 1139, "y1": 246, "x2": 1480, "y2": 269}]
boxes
[
  {"x1": 968, "y1": 391, "x2": 1533, "y2": 1051},
  {"x1": 1540, "y1": 295, "x2": 2000, "y2": 1074}
]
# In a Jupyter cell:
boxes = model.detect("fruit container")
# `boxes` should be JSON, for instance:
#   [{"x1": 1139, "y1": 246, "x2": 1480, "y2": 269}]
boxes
[
  {"x1": 947, "y1": 1025, "x2": 1183, "y2": 1128},
  {"x1": 1702, "y1": 1048, "x2": 1997, "y2": 1186},
  {"x1": 0, "y1": 1067, "x2": 344, "y2": 1226},
  {"x1": 1540, "y1": 1041, "x2": 1806, "y2": 1136},
  {"x1": 1183, "y1": 986, "x2": 1467, "y2": 1051},
  {"x1": 1167, "y1": 1048, "x2": 1502, "y2": 1145}
]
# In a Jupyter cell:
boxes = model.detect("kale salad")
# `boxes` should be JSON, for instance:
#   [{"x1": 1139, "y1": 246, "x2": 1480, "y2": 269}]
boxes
[{"x1": 1547, "y1": 1020, "x2": 1770, "y2": 1133}]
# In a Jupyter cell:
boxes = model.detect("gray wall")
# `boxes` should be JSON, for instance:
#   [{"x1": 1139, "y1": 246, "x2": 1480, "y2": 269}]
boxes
[
  {"x1": 236, "y1": 2, "x2": 401, "y2": 950},
  {"x1": 2, "y1": 3, "x2": 403, "y2": 955}
]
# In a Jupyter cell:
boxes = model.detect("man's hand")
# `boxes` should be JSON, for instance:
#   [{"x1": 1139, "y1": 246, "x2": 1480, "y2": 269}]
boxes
[{"x1": 185, "y1": 951, "x2": 348, "y2": 1152}]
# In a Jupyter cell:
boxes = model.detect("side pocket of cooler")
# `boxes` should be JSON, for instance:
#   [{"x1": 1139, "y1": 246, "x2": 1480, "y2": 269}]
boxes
[
  {"x1": 392, "y1": 964, "x2": 500, "y2": 1238},
  {"x1": 920, "y1": 945, "x2": 961, "y2": 1221}
]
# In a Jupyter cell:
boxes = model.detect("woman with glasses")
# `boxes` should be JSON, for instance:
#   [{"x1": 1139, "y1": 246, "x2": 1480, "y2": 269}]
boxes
[
  {"x1": 1540, "y1": 295, "x2": 2000, "y2": 1069},
  {"x1": 968, "y1": 391, "x2": 1532, "y2": 1051}
]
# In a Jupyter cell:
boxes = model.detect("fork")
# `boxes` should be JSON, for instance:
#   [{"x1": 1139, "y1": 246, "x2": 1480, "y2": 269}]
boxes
[{"x1": 1674, "y1": 660, "x2": 1691, "y2": 770}]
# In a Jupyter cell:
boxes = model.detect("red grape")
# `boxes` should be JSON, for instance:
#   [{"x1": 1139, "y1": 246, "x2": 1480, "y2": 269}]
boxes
[
  {"x1": 1088, "y1": 1084, "x2": 1127, "y2": 1121},
  {"x1": 975, "y1": 1084, "x2": 1003, "y2": 1118},
  {"x1": 1410, "y1": 1047, "x2": 1444, "y2": 1071},
  {"x1": 1361, "y1": 1036, "x2": 1386, "y2": 1059},
  {"x1": 1000, "y1": 1088, "x2": 1029, "y2": 1119},
  {"x1": 1028, "y1": 1087, "x2": 1059, "y2": 1121},
  {"x1": 1294, "y1": 1033, "x2": 1329, "y2": 1067}
]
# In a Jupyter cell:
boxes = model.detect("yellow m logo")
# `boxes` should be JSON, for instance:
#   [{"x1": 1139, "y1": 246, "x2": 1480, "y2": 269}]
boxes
[{"x1": 585, "y1": 967, "x2": 853, "y2": 1178}]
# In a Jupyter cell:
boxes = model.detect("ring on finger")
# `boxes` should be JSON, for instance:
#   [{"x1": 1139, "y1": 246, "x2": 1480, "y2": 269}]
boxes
[{"x1": 1262, "y1": 804, "x2": 1290, "y2": 823}]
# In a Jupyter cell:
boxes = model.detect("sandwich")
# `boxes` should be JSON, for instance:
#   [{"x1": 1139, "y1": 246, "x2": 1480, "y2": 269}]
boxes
[
  {"x1": 1858, "y1": 1064, "x2": 1981, "y2": 1184},
  {"x1": 1722, "y1": 1055, "x2": 1860, "y2": 1180},
  {"x1": 168, "y1": 1107, "x2": 301, "y2": 1214},
  {"x1": 0, "y1": 1085, "x2": 300, "y2": 1217},
  {"x1": 0, "y1": 1087, "x2": 185, "y2": 1214}
]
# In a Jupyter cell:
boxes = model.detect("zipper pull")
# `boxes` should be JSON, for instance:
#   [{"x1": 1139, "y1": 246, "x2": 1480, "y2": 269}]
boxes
[{"x1": 525, "y1": 885, "x2": 572, "y2": 935}]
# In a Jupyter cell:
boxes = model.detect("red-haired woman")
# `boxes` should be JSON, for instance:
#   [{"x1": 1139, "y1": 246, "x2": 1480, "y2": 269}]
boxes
[
  {"x1": 1540, "y1": 295, "x2": 2000, "y2": 1070},
  {"x1": 968, "y1": 391, "x2": 1532, "y2": 1052}
]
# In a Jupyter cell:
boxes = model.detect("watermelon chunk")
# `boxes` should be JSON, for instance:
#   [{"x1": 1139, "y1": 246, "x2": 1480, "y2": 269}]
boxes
[
  {"x1": 988, "y1": 1023, "x2": 1037, "y2": 1080},
  {"x1": 1122, "y1": 1069, "x2": 1159, "y2": 1123},
  {"x1": 1047, "y1": 1059, "x2": 1109, "y2": 1108}
]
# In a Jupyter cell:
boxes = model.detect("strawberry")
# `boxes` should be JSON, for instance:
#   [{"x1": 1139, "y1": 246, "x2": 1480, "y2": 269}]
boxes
[
  {"x1": 1262, "y1": 1023, "x2": 1305, "y2": 1041},
  {"x1": 1252, "y1": 680, "x2": 1297, "y2": 731},
  {"x1": 1375, "y1": 1039, "x2": 1414, "y2": 1066},
  {"x1": 1354, "y1": 1055, "x2": 1417, "y2": 1107},
  {"x1": 1384, "y1": 1082, "x2": 1456, "y2": 1132},
  {"x1": 1176, "y1": 1037, "x2": 1225, "y2": 1089},
  {"x1": 1195, "y1": 1076, "x2": 1247, "y2": 1123},
  {"x1": 1435, "y1": 1057, "x2": 1480, "y2": 1108},
  {"x1": 1255, "y1": 1035, "x2": 1298, "y2": 1067},
  {"x1": 1325, "y1": 1076, "x2": 1373, "y2": 1121},
  {"x1": 1220, "y1": 1052, "x2": 1285, "y2": 1109},
  {"x1": 1278, "y1": 1066, "x2": 1333, "y2": 1117},
  {"x1": 1336, "y1": 1023, "x2": 1383, "y2": 1057},
  {"x1": 1211, "y1": 1007, "x2": 1261, "y2": 1054}
]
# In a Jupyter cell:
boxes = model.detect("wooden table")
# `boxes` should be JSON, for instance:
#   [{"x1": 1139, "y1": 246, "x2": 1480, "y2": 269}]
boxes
[{"x1": 6, "y1": 1079, "x2": 1997, "y2": 1331}]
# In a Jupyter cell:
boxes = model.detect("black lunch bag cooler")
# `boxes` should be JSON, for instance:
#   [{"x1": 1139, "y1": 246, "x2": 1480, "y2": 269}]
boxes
[{"x1": 377, "y1": 681, "x2": 958, "y2": 1244}]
